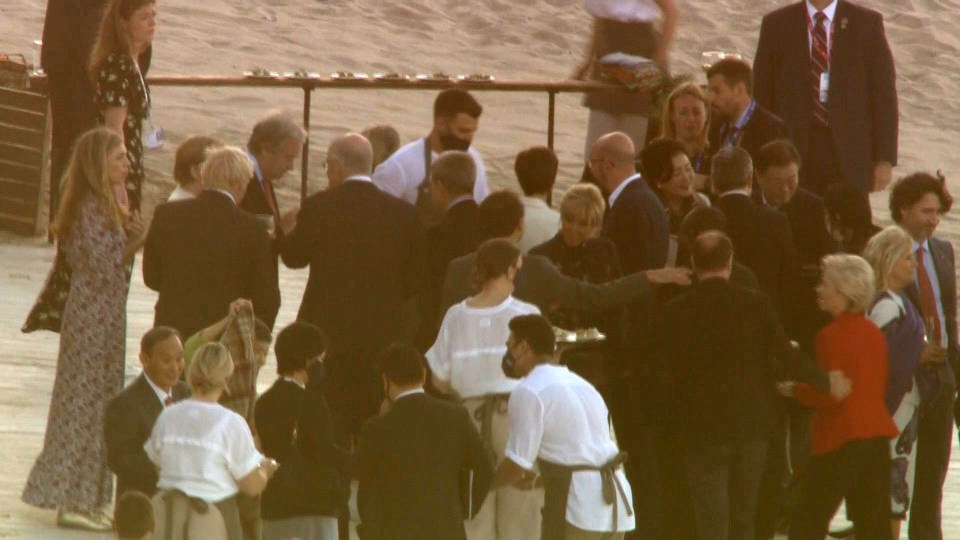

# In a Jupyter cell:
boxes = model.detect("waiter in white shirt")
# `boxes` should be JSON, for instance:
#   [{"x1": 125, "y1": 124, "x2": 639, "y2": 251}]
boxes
[
  {"x1": 497, "y1": 314, "x2": 635, "y2": 540},
  {"x1": 372, "y1": 89, "x2": 489, "y2": 224}
]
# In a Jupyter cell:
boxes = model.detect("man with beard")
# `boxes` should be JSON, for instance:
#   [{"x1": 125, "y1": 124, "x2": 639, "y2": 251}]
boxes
[{"x1": 372, "y1": 89, "x2": 489, "y2": 223}]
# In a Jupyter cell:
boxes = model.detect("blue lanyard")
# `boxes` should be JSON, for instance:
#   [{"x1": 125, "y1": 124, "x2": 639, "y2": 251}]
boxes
[{"x1": 722, "y1": 99, "x2": 757, "y2": 148}]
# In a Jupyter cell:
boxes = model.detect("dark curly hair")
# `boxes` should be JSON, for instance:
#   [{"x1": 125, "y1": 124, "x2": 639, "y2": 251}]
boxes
[{"x1": 889, "y1": 171, "x2": 953, "y2": 224}]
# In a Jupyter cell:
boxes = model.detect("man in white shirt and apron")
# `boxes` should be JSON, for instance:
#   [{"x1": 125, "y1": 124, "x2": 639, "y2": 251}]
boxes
[{"x1": 497, "y1": 314, "x2": 635, "y2": 540}]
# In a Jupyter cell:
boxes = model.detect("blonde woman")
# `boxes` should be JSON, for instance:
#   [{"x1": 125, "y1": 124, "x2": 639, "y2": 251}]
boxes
[
  {"x1": 863, "y1": 226, "x2": 944, "y2": 538},
  {"x1": 148, "y1": 343, "x2": 278, "y2": 540},
  {"x1": 660, "y1": 82, "x2": 711, "y2": 190},
  {"x1": 90, "y1": 0, "x2": 157, "y2": 211},
  {"x1": 22, "y1": 127, "x2": 146, "y2": 530}
]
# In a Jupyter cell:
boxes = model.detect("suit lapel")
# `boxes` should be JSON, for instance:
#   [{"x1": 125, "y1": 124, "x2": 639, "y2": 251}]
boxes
[{"x1": 133, "y1": 375, "x2": 163, "y2": 417}]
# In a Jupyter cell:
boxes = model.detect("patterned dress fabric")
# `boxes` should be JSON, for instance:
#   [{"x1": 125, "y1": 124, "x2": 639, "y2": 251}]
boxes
[
  {"x1": 95, "y1": 52, "x2": 149, "y2": 211},
  {"x1": 22, "y1": 194, "x2": 128, "y2": 514}
]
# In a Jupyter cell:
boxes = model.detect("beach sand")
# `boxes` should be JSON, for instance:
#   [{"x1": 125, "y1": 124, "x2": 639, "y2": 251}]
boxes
[{"x1": 1, "y1": 0, "x2": 960, "y2": 537}]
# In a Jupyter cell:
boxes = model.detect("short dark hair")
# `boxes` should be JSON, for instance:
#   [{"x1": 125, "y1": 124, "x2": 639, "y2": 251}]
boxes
[
  {"x1": 640, "y1": 138, "x2": 687, "y2": 186},
  {"x1": 473, "y1": 238, "x2": 521, "y2": 290},
  {"x1": 678, "y1": 206, "x2": 728, "y2": 248},
  {"x1": 431, "y1": 151, "x2": 476, "y2": 197},
  {"x1": 889, "y1": 171, "x2": 953, "y2": 223},
  {"x1": 508, "y1": 314, "x2": 555, "y2": 357},
  {"x1": 514, "y1": 146, "x2": 558, "y2": 196},
  {"x1": 114, "y1": 491, "x2": 154, "y2": 538},
  {"x1": 275, "y1": 322, "x2": 326, "y2": 376},
  {"x1": 141, "y1": 326, "x2": 181, "y2": 356},
  {"x1": 379, "y1": 342, "x2": 426, "y2": 386},
  {"x1": 707, "y1": 57, "x2": 754, "y2": 95},
  {"x1": 173, "y1": 135, "x2": 222, "y2": 186},
  {"x1": 477, "y1": 190, "x2": 524, "y2": 241},
  {"x1": 254, "y1": 318, "x2": 273, "y2": 345},
  {"x1": 756, "y1": 139, "x2": 801, "y2": 175},
  {"x1": 433, "y1": 89, "x2": 483, "y2": 120},
  {"x1": 825, "y1": 184, "x2": 877, "y2": 253},
  {"x1": 711, "y1": 146, "x2": 753, "y2": 193},
  {"x1": 692, "y1": 231, "x2": 734, "y2": 273}
]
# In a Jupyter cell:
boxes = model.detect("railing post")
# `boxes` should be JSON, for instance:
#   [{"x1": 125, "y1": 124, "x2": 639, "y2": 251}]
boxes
[
  {"x1": 301, "y1": 85, "x2": 312, "y2": 203},
  {"x1": 547, "y1": 90, "x2": 556, "y2": 151}
]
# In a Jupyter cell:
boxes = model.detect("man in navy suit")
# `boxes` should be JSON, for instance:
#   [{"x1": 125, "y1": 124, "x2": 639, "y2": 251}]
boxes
[
  {"x1": 891, "y1": 172, "x2": 957, "y2": 540},
  {"x1": 754, "y1": 0, "x2": 898, "y2": 196},
  {"x1": 591, "y1": 132, "x2": 670, "y2": 274}
]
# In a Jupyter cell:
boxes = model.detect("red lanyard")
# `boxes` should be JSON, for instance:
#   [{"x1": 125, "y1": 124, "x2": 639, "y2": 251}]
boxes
[{"x1": 806, "y1": 10, "x2": 836, "y2": 65}]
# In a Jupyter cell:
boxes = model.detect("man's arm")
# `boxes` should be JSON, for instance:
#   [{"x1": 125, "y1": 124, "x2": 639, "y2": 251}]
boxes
[
  {"x1": 278, "y1": 198, "x2": 318, "y2": 269},
  {"x1": 103, "y1": 396, "x2": 157, "y2": 492},
  {"x1": 752, "y1": 14, "x2": 778, "y2": 111},
  {"x1": 249, "y1": 224, "x2": 281, "y2": 329},
  {"x1": 461, "y1": 408, "x2": 494, "y2": 515},
  {"x1": 141, "y1": 206, "x2": 165, "y2": 291},
  {"x1": 866, "y1": 12, "x2": 898, "y2": 168}
]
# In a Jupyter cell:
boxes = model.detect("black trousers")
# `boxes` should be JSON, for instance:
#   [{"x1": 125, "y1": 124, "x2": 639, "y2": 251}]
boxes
[
  {"x1": 788, "y1": 437, "x2": 892, "y2": 540},
  {"x1": 908, "y1": 371, "x2": 956, "y2": 540}
]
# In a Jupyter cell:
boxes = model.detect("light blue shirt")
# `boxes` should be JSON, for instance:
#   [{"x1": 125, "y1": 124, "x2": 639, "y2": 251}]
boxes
[{"x1": 913, "y1": 239, "x2": 947, "y2": 348}]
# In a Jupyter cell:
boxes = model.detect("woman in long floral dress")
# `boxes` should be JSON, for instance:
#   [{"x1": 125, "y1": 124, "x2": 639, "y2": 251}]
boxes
[{"x1": 22, "y1": 128, "x2": 146, "y2": 531}]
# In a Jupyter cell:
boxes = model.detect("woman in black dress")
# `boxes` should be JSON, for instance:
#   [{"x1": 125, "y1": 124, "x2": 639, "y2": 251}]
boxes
[{"x1": 89, "y1": 0, "x2": 157, "y2": 212}]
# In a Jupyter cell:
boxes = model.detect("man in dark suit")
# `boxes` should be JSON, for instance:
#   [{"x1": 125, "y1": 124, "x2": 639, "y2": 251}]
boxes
[
  {"x1": 754, "y1": 0, "x2": 898, "y2": 196},
  {"x1": 590, "y1": 132, "x2": 670, "y2": 274},
  {"x1": 356, "y1": 343, "x2": 493, "y2": 540},
  {"x1": 712, "y1": 146, "x2": 798, "y2": 319},
  {"x1": 104, "y1": 327, "x2": 190, "y2": 498},
  {"x1": 279, "y1": 133, "x2": 423, "y2": 445},
  {"x1": 416, "y1": 150, "x2": 480, "y2": 350},
  {"x1": 706, "y1": 58, "x2": 787, "y2": 165},
  {"x1": 143, "y1": 146, "x2": 281, "y2": 339},
  {"x1": 241, "y1": 110, "x2": 306, "y2": 239},
  {"x1": 890, "y1": 173, "x2": 958, "y2": 540}
]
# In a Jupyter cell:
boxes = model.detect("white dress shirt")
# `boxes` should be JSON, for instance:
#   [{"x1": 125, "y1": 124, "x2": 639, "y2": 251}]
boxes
[
  {"x1": 427, "y1": 297, "x2": 540, "y2": 399},
  {"x1": 806, "y1": 0, "x2": 838, "y2": 56},
  {"x1": 607, "y1": 174, "x2": 641, "y2": 208},
  {"x1": 144, "y1": 373, "x2": 173, "y2": 406},
  {"x1": 520, "y1": 196, "x2": 561, "y2": 253},
  {"x1": 584, "y1": 0, "x2": 660, "y2": 22},
  {"x1": 505, "y1": 364, "x2": 635, "y2": 532},
  {"x1": 372, "y1": 138, "x2": 489, "y2": 204},
  {"x1": 167, "y1": 185, "x2": 196, "y2": 202}
]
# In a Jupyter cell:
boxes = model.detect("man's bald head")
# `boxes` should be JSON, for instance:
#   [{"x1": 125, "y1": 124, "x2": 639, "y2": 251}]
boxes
[
  {"x1": 692, "y1": 230, "x2": 734, "y2": 278},
  {"x1": 327, "y1": 133, "x2": 374, "y2": 186},
  {"x1": 589, "y1": 132, "x2": 637, "y2": 192}
]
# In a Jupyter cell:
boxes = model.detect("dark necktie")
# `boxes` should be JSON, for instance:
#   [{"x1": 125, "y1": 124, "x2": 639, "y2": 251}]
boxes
[
  {"x1": 164, "y1": 396, "x2": 174, "y2": 407},
  {"x1": 811, "y1": 12, "x2": 830, "y2": 126},
  {"x1": 916, "y1": 246, "x2": 942, "y2": 343}
]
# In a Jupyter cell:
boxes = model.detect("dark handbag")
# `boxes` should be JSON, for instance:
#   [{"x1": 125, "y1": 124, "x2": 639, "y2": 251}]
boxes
[{"x1": 22, "y1": 246, "x2": 72, "y2": 333}]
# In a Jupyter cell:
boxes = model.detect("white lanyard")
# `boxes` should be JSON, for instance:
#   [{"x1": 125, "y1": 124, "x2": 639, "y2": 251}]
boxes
[{"x1": 132, "y1": 58, "x2": 151, "y2": 112}]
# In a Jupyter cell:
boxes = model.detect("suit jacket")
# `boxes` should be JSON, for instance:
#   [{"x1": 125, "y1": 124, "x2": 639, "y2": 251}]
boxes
[
  {"x1": 754, "y1": 0, "x2": 898, "y2": 192},
  {"x1": 716, "y1": 193, "x2": 798, "y2": 321},
  {"x1": 707, "y1": 102, "x2": 787, "y2": 164},
  {"x1": 904, "y1": 236, "x2": 959, "y2": 388},
  {"x1": 442, "y1": 251, "x2": 653, "y2": 317},
  {"x1": 279, "y1": 180, "x2": 423, "y2": 410},
  {"x1": 356, "y1": 393, "x2": 493, "y2": 540},
  {"x1": 143, "y1": 191, "x2": 281, "y2": 339},
  {"x1": 104, "y1": 375, "x2": 190, "y2": 498},
  {"x1": 656, "y1": 278, "x2": 825, "y2": 447},
  {"x1": 255, "y1": 379, "x2": 347, "y2": 519},
  {"x1": 601, "y1": 177, "x2": 670, "y2": 274}
]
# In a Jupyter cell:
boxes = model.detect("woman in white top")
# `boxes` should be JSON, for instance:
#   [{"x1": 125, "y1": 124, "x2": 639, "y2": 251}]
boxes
[
  {"x1": 147, "y1": 342, "x2": 278, "y2": 540},
  {"x1": 427, "y1": 238, "x2": 542, "y2": 540}
]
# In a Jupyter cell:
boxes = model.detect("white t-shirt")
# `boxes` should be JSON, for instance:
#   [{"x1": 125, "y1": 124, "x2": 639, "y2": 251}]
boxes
[
  {"x1": 520, "y1": 197, "x2": 561, "y2": 253},
  {"x1": 371, "y1": 138, "x2": 489, "y2": 204},
  {"x1": 584, "y1": 0, "x2": 660, "y2": 22},
  {"x1": 426, "y1": 296, "x2": 540, "y2": 399},
  {"x1": 505, "y1": 364, "x2": 635, "y2": 532},
  {"x1": 146, "y1": 400, "x2": 263, "y2": 503}
]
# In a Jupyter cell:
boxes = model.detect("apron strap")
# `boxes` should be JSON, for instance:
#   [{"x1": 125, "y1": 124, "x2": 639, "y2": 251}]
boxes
[
  {"x1": 539, "y1": 452, "x2": 632, "y2": 536},
  {"x1": 470, "y1": 394, "x2": 510, "y2": 463}
]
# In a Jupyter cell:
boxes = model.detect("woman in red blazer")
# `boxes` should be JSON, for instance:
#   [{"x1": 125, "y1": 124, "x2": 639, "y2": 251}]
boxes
[{"x1": 779, "y1": 254, "x2": 897, "y2": 540}]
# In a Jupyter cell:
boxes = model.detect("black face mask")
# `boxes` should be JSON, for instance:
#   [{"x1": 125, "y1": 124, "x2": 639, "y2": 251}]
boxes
[
  {"x1": 440, "y1": 131, "x2": 471, "y2": 152},
  {"x1": 502, "y1": 350, "x2": 518, "y2": 379}
]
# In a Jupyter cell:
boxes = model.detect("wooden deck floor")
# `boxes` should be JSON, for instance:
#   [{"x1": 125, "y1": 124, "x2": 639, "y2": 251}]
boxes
[{"x1": 2, "y1": 238, "x2": 959, "y2": 539}]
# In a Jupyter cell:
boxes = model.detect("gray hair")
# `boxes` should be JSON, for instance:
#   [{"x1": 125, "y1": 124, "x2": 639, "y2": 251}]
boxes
[
  {"x1": 327, "y1": 133, "x2": 374, "y2": 177},
  {"x1": 821, "y1": 254, "x2": 876, "y2": 314},
  {"x1": 711, "y1": 146, "x2": 753, "y2": 193},
  {"x1": 247, "y1": 110, "x2": 308, "y2": 155},
  {"x1": 559, "y1": 183, "x2": 605, "y2": 227},
  {"x1": 431, "y1": 151, "x2": 476, "y2": 197},
  {"x1": 201, "y1": 146, "x2": 253, "y2": 193}
]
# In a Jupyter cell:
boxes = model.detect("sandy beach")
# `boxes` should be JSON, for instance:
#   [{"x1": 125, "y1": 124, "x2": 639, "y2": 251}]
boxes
[{"x1": 2, "y1": 0, "x2": 960, "y2": 537}]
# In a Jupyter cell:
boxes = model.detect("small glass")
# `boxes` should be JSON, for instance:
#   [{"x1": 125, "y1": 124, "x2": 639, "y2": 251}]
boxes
[{"x1": 31, "y1": 39, "x2": 43, "y2": 74}]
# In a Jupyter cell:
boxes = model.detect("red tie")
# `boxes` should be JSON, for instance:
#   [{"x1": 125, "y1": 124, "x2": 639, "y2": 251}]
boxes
[
  {"x1": 811, "y1": 12, "x2": 830, "y2": 126},
  {"x1": 263, "y1": 179, "x2": 281, "y2": 221},
  {"x1": 916, "y1": 246, "x2": 942, "y2": 343},
  {"x1": 164, "y1": 396, "x2": 174, "y2": 407}
]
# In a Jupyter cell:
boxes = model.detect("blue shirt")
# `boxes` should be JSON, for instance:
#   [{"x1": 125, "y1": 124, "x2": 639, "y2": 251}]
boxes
[{"x1": 913, "y1": 239, "x2": 947, "y2": 348}]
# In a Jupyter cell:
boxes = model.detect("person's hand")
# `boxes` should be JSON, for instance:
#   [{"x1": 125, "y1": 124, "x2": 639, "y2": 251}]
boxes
[
  {"x1": 776, "y1": 381, "x2": 796, "y2": 397},
  {"x1": 828, "y1": 370, "x2": 853, "y2": 401},
  {"x1": 279, "y1": 207, "x2": 299, "y2": 236},
  {"x1": 126, "y1": 211, "x2": 146, "y2": 242},
  {"x1": 260, "y1": 458, "x2": 279, "y2": 480},
  {"x1": 921, "y1": 343, "x2": 947, "y2": 366},
  {"x1": 228, "y1": 298, "x2": 252, "y2": 317},
  {"x1": 646, "y1": 267, "x2": 692, "y2": 286},
  {"x1": 871, "y1": 161, "x2": 893, "y2": 192}
]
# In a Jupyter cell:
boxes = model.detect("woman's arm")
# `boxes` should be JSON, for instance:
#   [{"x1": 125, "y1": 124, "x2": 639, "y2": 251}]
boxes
[
  {"x1": 102, "y1": 106, "x2": 127, "y2": 136},
  {"x1": 236, "y1": 459, "x2": 277, "y2": 496},
  {"x1": 653, "y1": 0, "x2": 679, "y2": 73},
  {"x1": 123, "y1": 212, "x2": 146, "y2": 262}
]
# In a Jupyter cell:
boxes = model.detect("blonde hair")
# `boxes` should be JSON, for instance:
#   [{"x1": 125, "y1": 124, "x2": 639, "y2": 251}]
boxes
[
  {"x1": 559, "y1": 184, "x2": 605, "y2": 227},
  {"x1": 188, "y1": 342, "x2": 234, "y2": 395},
  {"x1": 89, "y1": 0, "x2": 155, "y2": 83},
  {"x1": 863, "y1": 225, "x2": 914, "y2": 291},
  {"x1": 201, "y1": 146, "x2": 254, "y2": 193},
  {"x1": 821, "y1": 254, "x2": 876, "y2": 314},
  {"x1": 660, "y1": 82, "x2": 711, "y2": 153},
  {"x1": 55, "y1": 127, "x2": 127, "y2": 238}
]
